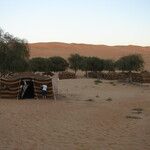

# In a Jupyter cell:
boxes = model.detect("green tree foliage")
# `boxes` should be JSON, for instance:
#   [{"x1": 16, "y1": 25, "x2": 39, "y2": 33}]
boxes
[
  {"x1": 0, "y1": 28, "x2": 29, "y2": 73},
  {"x1": 79, "y1": 56, "x2": 89, "y2": 76},
  {"x1": 103, "y1": 59, "x2": 115, "y2": 71},
  {"x1": 48, "y1": 56, "x2": 68, "y2": 72},
  {"x1": 86, "y1": 57, "x2": 104, "y2": 72},
  {"x1": 79, "y1": 56, "x2": 88, "y2": 71},
  {"x1": 29, "y1": 56, "x2": 68, "y2": 72},
  {"x1": 116, "y1": 54, "x2": 144, "y2": 72},
  {"x1": 29, "y1": 57, "x2": 48, "y2": 72},
  {"x1": 68, "y1": 54, "x2": 83, "y2": 74}
]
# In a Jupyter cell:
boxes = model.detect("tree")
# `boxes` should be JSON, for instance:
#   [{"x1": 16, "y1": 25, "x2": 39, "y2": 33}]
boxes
[
  {"x1": 103, "y1": 59, "x2": 115, "y2": 71},
  {"x1": 29, "y1": 57, "x2": 48, "y2": 72},
  {"x1": 86, "y1": 57, "x2": 104, "y2": 72},
  {"x1": 79, "y1": 56, "x2": 89, "y2": 77},
  {"x1": 8, "y1": 58, "x2": 29, "y2": 72},
  {"x1": 116, "y1": 54, "x2": 144, "y2": 72},
  {"x1": 0, "y1": 28, "x2": 30, "y2": 73},
  {"x1": 68, "y1": 54, "x2": 83, "y2": 75},
  {"x1": 48, "y1": 56, "x2": 68, "y2": 72}
]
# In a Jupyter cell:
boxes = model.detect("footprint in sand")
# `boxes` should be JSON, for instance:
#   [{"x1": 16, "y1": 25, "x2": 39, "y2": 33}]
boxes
[
  {"x1": 126, "y1": 108, "x2": 143, "y2": 119},
  {"x1": 106, "y1": 97, "x2": 112, "y2": 102}
]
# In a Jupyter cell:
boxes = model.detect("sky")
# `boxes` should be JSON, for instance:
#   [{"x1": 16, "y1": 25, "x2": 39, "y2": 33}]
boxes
[{"x1": 0, "y1": 0, "x2": 150, "y2": 46}]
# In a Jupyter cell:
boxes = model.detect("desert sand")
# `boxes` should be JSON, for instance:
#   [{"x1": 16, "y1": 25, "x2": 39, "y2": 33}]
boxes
[
  {"x1": 0, "y1": 79, "x2": 150, "y2": 150},
  {"x1": 29, "y1": 42, "x2": 150, "y2": 71}
]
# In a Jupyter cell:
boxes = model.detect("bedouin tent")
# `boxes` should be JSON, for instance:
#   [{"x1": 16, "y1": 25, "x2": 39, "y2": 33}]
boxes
[{"x1": 0, "y1": 72, "x2": 54, "y2": 99}]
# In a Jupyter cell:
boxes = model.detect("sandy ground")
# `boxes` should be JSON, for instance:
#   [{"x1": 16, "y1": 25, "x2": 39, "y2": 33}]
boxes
[{"x1": 0, "y1": 79, "x2": 150, "y2": 150}]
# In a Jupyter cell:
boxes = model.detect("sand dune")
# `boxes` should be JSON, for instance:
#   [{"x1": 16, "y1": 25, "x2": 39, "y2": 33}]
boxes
[
  {"x1": 29, "y1": 42, "x2": 150, "y2": 71},
  {"x1": 0, "y1": 79, "x2": 150, "y2": 150}
]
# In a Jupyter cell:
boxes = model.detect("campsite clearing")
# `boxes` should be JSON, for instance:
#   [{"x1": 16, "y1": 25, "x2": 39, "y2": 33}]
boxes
[{"x1": 0, "y1": 79, "x2": 150, "y2": 150}]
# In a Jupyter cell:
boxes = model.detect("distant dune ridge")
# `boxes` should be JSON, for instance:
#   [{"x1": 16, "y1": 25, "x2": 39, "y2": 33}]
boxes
[{"x1": 29, "y1": 42, "x2": 150, "y2": 71}]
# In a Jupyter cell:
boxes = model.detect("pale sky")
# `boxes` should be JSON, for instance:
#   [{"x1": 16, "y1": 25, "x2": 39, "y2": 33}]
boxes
[{"x1": 0, "y1": 0, "x2": 150, "y2": 46}]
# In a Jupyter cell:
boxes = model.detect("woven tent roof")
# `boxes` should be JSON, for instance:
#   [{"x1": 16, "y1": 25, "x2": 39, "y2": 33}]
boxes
[{"x1": 4, "y1": 72, "x2": 52, "y2": 80}]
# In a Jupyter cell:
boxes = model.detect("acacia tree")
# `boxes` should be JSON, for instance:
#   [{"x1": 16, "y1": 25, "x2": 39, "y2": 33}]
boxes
[
  {"x1": 116, "y1": 54, "x2": 144, "y2": 82},
  {"x1": 116, "y1": 54, "x2": 144, "y2": 72},
  {"x1": 87, "y1": 57, "x2": 104, "y2": 72},
  {"x1": 48, "y1": 56, "x2": 68, "y2": 72},
  {"x1": 68, "y1": 54, "x2": 83, "y2": 75},
  {"x1": 29, "y1": 56, "x2": 68, "y2": 72},
  {"x1": 80, "y1": 56, "x2": 89, "y2": 77},
  {"x1": 29, "y1": 57, "x2": 48, "y2": 72},
  {"x1": 103, "y1": 59, "x2": 115, "y2": 72},
  {"x1": 0, "y1": 28, "x2": 29, "y2": 73}
]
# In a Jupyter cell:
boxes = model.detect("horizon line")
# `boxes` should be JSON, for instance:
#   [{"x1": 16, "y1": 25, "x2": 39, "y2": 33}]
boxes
[{"x1": 29, "y1": 41, "x2": 150, "y2": 48}]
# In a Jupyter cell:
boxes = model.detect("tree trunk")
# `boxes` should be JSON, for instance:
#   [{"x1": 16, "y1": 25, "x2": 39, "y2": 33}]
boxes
[
  {"x1": 85, "y1": 71, "x2": 88, "y2": 78},
  {"x1": 128, "y1": 71, "x2": 132, "y2": 83},
  {"x1": 75, "y1": 70, "x2": 77, "y2": 76}
]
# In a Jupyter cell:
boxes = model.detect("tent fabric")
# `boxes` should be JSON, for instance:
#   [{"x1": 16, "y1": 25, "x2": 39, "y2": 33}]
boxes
[
  {"x1": 5, "y1": 72, "x2": 51, "y2": 80},
  {"x1": 0, "y1": 78, "x2": 21, "y2": 99},
  {"x1": 0, "y1": 74, "x2": 54, "y2": 99}
]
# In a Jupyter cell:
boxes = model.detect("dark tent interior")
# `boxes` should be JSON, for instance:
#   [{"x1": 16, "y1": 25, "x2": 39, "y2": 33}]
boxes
[{"x1": 20, "y1": 79, "x2": 35, "y2": 99}]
